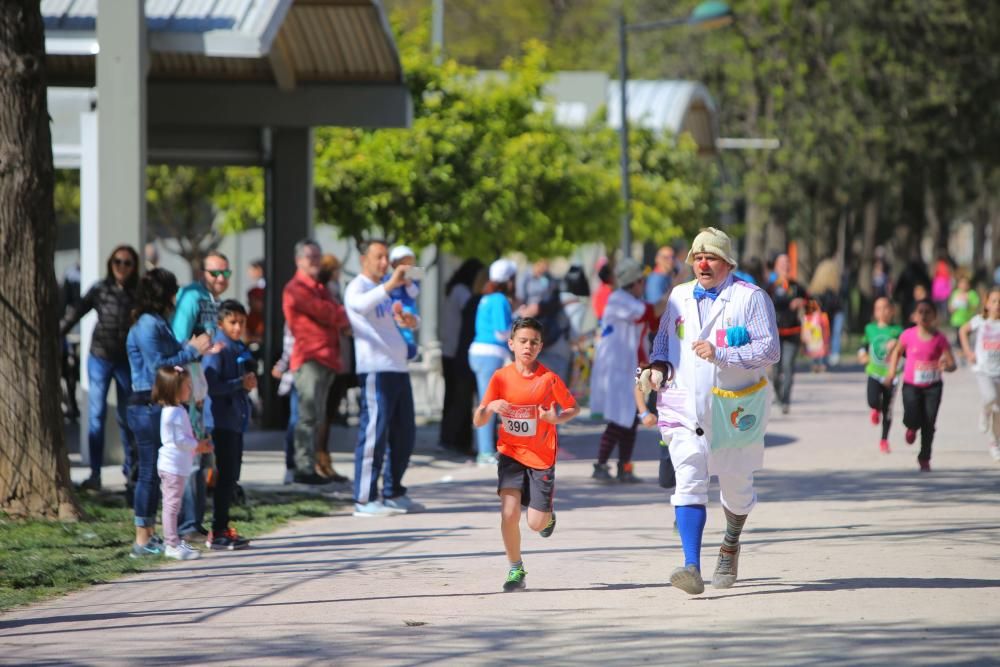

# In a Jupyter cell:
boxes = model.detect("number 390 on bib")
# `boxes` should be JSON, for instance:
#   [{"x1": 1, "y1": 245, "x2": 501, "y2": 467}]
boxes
[{"x1": 502, "y1": 405, "x2": 538, "y2": 437}]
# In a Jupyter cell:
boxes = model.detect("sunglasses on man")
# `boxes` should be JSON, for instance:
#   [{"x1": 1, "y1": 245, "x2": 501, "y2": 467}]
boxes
[{"x1": 206, "y1": 269, "x2": 232, "y2": 278}]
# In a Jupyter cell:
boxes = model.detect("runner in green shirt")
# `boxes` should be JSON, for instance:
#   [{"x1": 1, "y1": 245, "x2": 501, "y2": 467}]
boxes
[{"x1": 858, "y1": 297, "x2": 904, "y2": 453}]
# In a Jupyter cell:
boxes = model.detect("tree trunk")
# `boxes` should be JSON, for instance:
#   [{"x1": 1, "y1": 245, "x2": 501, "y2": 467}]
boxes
[
  {"x1": 857, "y1": 196, "x2": 879, "y2": 300},
  {"x1": 0, "y1": 1, "x2": 82, "y2": 520},
  {"x1": 743, "y1": 192, "x2": 768, "y2": 264}
]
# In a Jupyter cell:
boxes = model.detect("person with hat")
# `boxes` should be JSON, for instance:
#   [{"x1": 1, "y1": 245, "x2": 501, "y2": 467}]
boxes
[
  {"x1": 385, "y1": 245, "x2": 421, "y2": 359},
  {"x1": 637, "y1": 227, "x2": 780, "y2": 595},
  {"x1": 589, "y1": 258, "x2": 658, "y2": 482},
  {"x1": 469, "y1": 258, "x2": 523, "y2": 466}
]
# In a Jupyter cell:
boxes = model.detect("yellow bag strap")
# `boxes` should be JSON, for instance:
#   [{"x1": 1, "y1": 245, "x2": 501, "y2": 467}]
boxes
[{"x1": 711, "y1": 377, "x2": 768, "y2": 399}]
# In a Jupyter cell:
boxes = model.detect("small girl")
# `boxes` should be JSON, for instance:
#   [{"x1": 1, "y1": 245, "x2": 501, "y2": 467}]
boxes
[
  {"x1": 154, "y1": 366, "x2": 213, "y2": 560},
  {"x1": 885, "y1": 300, "x2": 957, "y2": 472},
  {"x1": 959, "y1": 287, "x2": 1000, "y2": 462}
]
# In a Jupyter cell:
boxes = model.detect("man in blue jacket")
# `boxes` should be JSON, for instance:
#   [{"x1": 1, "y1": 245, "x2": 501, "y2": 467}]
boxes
[{"x1": 172, "y1": 251, "x2": 232, "y2": 539}]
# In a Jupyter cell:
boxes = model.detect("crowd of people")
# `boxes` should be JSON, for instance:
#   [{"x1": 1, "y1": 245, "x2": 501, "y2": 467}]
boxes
[{"x1": 59, "y1": 231, "x2": 1000, "y2": 588}]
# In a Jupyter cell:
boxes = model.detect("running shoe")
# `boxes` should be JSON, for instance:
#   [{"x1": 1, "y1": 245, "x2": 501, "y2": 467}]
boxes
[
  {"x1": 165, "y1": 541, "x2": 201, "y2": 561},
  {"x1": 539, "y1": 513, "x2": 557, "y2": 538},
  {"x1": 919, "y1": 459, "x2": 931, "y2": 473},
  {"x1": 208, "y1": 527, "x2": 250, "y2": 550},
  {"x1": 870, "y1": 409, "x2": 880, "y2": 426},
  {"x1": 503, "y1": 565, "x2": 526, "y2": 592},
  {"x1": 905, "y1": 429, "x2": 916, "y2": 445},
  {"x1": 991, "y1": 445, "x2": 1000, "y2": 462},
  {"x1": 130, "y1": 540, "x2": 163, "y2": 559},
  {"x1": 591, "y1": 463, "x2": 613, "y2": 481},
  {"x1": 617, "y1": 463, "x2": 642, "y2": 484},
  {"x1": 712, "y1": 544, "x2": 740, "y2": 589},
  {"x1": 980, "y1": 409, "x2": 990, "y2": 434},
  {"x1": 669, "y1": 564, "x2": 705, "y2": 595},
  {"x1": 879, "y1": 439, "x2": 890, "y2": 454}
]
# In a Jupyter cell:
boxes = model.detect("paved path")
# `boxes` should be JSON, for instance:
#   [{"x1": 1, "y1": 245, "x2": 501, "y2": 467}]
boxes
[{"x1": 2, "y1": 364, "x2": 1000, "y2": 665}]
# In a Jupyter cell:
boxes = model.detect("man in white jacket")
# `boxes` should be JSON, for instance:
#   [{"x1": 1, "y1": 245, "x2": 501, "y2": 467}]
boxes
[
  {"x1": 638, "y1": 227, "x2": 780, "y2": 594},
  {"x1": 345, "y1": 239, "x2": 423, "y2": 517}
]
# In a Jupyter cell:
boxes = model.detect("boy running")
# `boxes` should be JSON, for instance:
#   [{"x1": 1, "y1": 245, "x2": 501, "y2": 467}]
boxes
[
  {"x1": 858, "y1": 297, "x2": 903, "y2": 453},
  {"x1": 474, "y1": 317, "x2": 580, "y2": 592}
]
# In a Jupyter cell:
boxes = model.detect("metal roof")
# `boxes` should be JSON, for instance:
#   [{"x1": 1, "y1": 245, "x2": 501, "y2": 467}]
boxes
[
  {"x1": 42, "y1": 0, "x2": 403, "y2": 86},
  {"x1": 606, "y1": 80, "x2": 718, "y2": 152}
]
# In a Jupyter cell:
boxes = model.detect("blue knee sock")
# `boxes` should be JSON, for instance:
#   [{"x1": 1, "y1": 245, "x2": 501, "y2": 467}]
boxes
[{"x1": 675, "y1": 504, "x2": 707, "y2": 570}]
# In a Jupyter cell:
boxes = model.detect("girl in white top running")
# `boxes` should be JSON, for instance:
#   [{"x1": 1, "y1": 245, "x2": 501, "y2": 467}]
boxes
[
  {"x1": 155, "y1": 366, "x2": 213, "y2": 560},
  {"x1": 959, "y1": 287, "x2": 1000, "y2": 462}
]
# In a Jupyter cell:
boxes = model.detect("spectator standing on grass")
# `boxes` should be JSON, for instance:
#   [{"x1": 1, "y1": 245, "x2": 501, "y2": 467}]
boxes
[
  {"x1": 171, "y1": 250, "x2": 232, "y2": 542},
  {"x1": 345, "y1": 239, "x2": 424, "y2": 516},
  {"x1": 59, "y1": 245, "x2": 139, "y2": 493},
  {"x1": 282, "y1": 239, "x2": 350, "y2": 486}
]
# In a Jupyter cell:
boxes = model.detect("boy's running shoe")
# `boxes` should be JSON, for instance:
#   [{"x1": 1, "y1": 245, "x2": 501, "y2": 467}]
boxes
[
  {"x1": 130, "y1": 541, "x2": 163, "y2": 559},
  {"x1": 208, "y1": 527, "x2": 250, "y2": 550},
  {"x1": 503, "y1": 565, "x2": 526, "y2": 592},
  {"x1": 870, "y1": 409, "x2": 880, "y2": 426},
  {"x1": 879, "y1": 439, "x2": 890, "y2": 454},
  {"x1": 539, "y1": 513, "x2": 557, "y2": 538},
  {"x1": 905, "y1": 429, "x2": 916, "y2": 445},
  {"x1": 165, "y1": 541, "x2": 202, "y2": 561}
]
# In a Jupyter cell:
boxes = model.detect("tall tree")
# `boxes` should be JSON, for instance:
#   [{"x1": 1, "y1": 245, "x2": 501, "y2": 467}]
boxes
[{"x1": 0, "y1": 0, "x2": 81, "y2": 520}]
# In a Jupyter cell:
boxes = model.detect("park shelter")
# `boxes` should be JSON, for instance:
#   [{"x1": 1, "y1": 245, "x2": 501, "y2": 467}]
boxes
[{"x1": 43, "y1": 0, "x2": 411, "y2": 427}]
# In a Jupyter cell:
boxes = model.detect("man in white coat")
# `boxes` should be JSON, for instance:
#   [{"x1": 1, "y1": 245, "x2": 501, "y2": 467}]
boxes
[
  {"x1": 589, "y1": 258, "x2": 657, "y2": 482},
  {"x1": 638, "y1": 227, "x2": 780, "y2": 595}
]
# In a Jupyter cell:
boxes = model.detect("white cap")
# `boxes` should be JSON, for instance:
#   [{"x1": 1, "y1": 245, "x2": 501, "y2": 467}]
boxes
[
  {"x1": 685, "y1": 227, "x2": 738, "y2": 267},
  {"x1": 489, "y1": 259, "x2": 517, "y2": 283},
  {"x1": 389, "y1": 245, "x2": 416, "y2": 263}
]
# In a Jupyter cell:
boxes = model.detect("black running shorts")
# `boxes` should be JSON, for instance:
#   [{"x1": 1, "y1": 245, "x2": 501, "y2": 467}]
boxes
[{"x1": 496, "y1": 453, "x2": 555, "y2": 513}]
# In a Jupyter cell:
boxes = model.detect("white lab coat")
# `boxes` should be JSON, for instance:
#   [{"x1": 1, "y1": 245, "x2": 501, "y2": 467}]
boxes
[
  {"x1": 590, "y1": 289, "x2": 649, "y2": 427},
  {"x1": 655, "y1": 276, "x2": 779, "y2": 511}
]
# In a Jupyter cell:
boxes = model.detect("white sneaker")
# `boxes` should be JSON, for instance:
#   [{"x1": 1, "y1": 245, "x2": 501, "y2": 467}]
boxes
[
  {"x1": 980, "y1": 410, "x2": 991, "y2": 434},
  {"x1": 383, "y1": 495, "x2": 425, "y2": 514},
  {"x1": 165, "y1": 541, "x2": 201, "y2": 560},
  {"x1": 283, "y1": 469, "x2": 295, "y2": 485},
  {"x1": 353, "y1": 501, "x2": 405, "y2": 517},
  {"x1": 990, "y1": 445, "x2": 1000, "y2": 462}
]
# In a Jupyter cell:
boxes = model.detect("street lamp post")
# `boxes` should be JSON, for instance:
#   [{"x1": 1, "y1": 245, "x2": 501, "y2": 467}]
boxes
[{"x1": 617, "y1": 1, "x2": 733, "y2": 258}]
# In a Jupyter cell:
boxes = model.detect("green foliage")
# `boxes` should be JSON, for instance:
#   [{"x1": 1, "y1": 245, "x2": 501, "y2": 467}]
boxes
[
  {"x1": 0, "y1": 491, "x2": 332, "y2": 611},
  {"x1": 315, "y1": 23, "x2": 714, "y2": 258}
]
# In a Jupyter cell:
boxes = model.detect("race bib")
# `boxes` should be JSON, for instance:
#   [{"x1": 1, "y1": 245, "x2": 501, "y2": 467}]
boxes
[
  {"x1": 913, "y1": 360, "x2": 941, "y2": 385},
  {"x1": 502, "y1": 404, "x2": 538, "y2": 437}
]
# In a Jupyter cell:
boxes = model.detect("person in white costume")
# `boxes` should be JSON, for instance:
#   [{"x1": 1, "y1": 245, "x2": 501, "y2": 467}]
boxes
[
  {"x1": 637, "y1": 227, "x2": 780, "y2": 595},
  {"x1": 589, "y1": 258, "x2": 658, "y2": 482}
]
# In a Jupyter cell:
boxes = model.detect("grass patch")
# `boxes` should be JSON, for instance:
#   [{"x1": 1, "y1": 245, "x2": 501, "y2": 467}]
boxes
[{"x1": 0, "y1": 489, "x2": 336, "y2": 612}]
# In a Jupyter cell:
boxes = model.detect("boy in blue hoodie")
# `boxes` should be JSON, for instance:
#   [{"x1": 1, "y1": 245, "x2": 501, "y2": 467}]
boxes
[{"x1": 202, "y1": 299, "x2": 255, "y2": 550}]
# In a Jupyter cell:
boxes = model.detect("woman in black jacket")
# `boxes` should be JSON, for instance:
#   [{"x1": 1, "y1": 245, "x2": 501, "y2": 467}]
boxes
[{"x1": 60, "y1": 245, "x2": 139, "y2": 491}]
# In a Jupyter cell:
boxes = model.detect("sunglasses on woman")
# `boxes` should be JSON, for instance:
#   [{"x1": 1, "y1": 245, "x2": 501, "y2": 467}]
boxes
[{"x1": 112, "y1": 258, "x2": 134, "y2": 267}]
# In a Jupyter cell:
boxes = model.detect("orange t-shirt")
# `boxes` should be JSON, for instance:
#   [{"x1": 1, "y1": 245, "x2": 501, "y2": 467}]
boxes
[{"x1": 480, "y1": 363, "x2": 577, "y2": 469}]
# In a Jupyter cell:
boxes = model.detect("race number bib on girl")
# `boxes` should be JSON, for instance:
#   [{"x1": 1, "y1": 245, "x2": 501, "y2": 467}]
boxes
[
  {"x1": 913, "y1": 360, "x2": 941, "y2": 385},
  {"x1": 502, "y1": 405, "x2": 538, "y2": 437}
]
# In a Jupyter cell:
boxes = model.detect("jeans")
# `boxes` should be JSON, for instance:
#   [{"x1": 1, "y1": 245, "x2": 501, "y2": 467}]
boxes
[
  {"x1": 293, "y1": 361, "x2": 335, "y2": 476},
  {"x1": 178, "y1": 402, "x2": 208, "y2": 535},
  {"x1": 211, "y1": 429, "x2": 242, "y2": 534},
  {"x1": 828, "y1": 311, "x2": 845, "y2": 363},
  {"x1": 774, "y1": 338, "x2": 800, "y2": 406},
  {"x1": 127, "y1": 403, "x2": 162, "y2": 528},
  {"x1": 284, "y1": 387, "x2": 299, "y2": 471},
  {"x1": 469, "y1": 353, "x2": 505, "y2": 456},
  {"x1": 354, "y1": 372, "x2": 416, "y2": 503},
  {"x1": 86, "y1": 355, "x2": 134, "y2": 479}
]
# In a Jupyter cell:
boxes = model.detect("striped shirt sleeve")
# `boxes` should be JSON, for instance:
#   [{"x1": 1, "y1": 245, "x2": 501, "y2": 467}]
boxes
[{"x1": 714, "y1": 288, "x2": 781, "y2": 369}]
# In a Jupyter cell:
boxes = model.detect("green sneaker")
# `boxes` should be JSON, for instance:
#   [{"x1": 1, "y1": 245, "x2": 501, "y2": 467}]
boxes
[
  {"x1": 539, "y1": 512, "x2": 557, "y2": 538},
  {"x1": 502, "y1": 565, "x2": 526, "y2": 592}
]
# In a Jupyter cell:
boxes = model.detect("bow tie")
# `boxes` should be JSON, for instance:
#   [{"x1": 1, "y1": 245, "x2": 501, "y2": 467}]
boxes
[{"x1": 694, "y1": 285, "x2": 720, "y2": 301}]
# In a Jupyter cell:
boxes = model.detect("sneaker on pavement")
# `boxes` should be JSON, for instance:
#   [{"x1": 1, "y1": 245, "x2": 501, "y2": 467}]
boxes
[
  {"x1": 283, "y1": 469, "x2": 295, "y2": 485},
  {"x1": 476, "y1": 453, "x2": 498, "y2": 467},
  {"x1": 293, "y1": 472, "x2": 332, "y2": 485},
  {"x1": 383, "y1": 495, "x2": 425, "y2": 514},
  {"x1": 870, "y1": 409, "x2": 880, "y2": 426},
  {"x1": 591, "y1": 463, "x2": 613, "y2": 481},
  {"x1": 208, "y1": 527, "x2": 250, "y2": 550},
  {"x1": 990, "y1": 444, "x2": 1000, "y2": 462},
  {"x1": 919, "y1": 459, "x2": 931, "y2": 473},
  {"x1": 503, "y1": 565, "x2": 527, "y2": 592},
  {"x1": 617, "y1": 463, "x2": 642, "y2": 484},
  {"x1": 353, "y1": 500, "x2": 405, "y2": 517},
  {"x1": 130, "y1": 540, "x2": 163, "y2": 559},
  {"x1": 539, "y1": 512, "x2": 557, "y2": 538},
  {"x1": 879, "y1": 439, "x2": 890, "y2": 454},
  {"x1": 712, "y1": 544, "x2": 740, "y2": 589},
  {"x1": 670, "y1": 564, "x2": 705, "y2": 595},
  {"x1": 165, "y1": 541, "x2": 202, "y2": 560},
  {"x1": 905, "y1": 428, "x2": 916, "y2": 445}
]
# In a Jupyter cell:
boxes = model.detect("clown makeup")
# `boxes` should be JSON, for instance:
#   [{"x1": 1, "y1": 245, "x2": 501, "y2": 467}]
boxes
[{"x1": 693, "y1": 253, "x2": 730, "y2": 289}]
